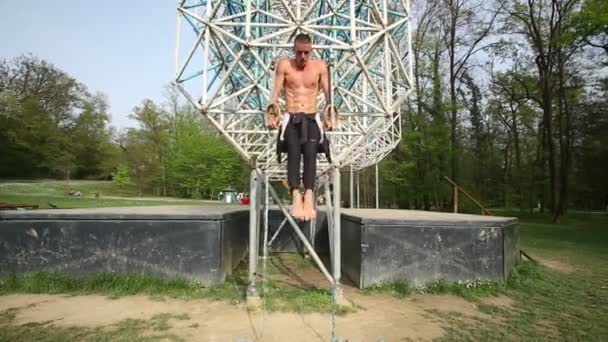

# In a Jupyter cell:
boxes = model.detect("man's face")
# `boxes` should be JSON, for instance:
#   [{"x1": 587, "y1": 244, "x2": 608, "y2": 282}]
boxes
[{"x1": 293, "y1": 41, "x2": 312, "y2": 68}]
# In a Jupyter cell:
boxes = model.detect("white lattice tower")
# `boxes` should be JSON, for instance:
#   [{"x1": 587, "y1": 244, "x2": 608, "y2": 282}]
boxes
[{"x1": 174, "y1": 0, "x2": 413, "y2": 180}]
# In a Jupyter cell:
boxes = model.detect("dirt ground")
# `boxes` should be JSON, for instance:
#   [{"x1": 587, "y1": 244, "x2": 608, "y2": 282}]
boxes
[
  {"x1": 534, "y1": 256, "x2": 577, "y2": 274},
  {"x1": 0, "y1": 290, "x2": 500, "y2": 342},
  {"x1": 0, "y1": 255, "x2": 527, "y2": 341}
]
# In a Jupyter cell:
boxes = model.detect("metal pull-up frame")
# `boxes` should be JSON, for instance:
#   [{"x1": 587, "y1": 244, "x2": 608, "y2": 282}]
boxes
[{"x1": 246, "y1": 166, "x2": 343, "y2": 300}]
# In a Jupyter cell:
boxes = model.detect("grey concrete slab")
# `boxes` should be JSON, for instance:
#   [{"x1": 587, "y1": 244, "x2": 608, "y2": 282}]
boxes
[
  {"x1": 0, "y1": 205, "x2": 248, "y2": 220},
  {"x1": 340, "y1": 209, "x2": 519, "y2": 288},
  {"x1": 0, "y1": 205, "x2": 249, "y2": 285}
]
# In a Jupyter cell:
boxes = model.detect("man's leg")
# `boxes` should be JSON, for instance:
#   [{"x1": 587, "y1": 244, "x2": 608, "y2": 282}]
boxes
[
  {"x1": 302, "y1": 121, "x2": 320, "y2": 221},
  {"x1": 286, "y1": 123, "x2": 304, "y2": 220}
]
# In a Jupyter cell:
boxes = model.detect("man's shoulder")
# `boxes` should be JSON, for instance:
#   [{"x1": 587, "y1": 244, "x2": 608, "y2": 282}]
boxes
[
  {"x1": 277, "y1": 58, "x2": 291, "y2": 68},
  {"x1": 313, "y1": 59, "x2": 328, "y2": 67}
]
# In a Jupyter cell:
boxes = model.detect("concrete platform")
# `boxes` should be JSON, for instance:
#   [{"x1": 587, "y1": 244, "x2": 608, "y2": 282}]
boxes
[
  {"x1": 340, "y1": 209, "x2": 519, "y2": 288},
  {"x1": 0, "y1": 205, "x2": 249, "y2": 285},
  {"x1": 0, "y1": 206, "x2": 520, "y2": 289}
]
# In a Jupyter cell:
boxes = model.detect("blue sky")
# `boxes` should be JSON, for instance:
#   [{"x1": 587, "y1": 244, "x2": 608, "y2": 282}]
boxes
[{"x1": 0, "y1": 1, "x2": 178, "y2": 129}]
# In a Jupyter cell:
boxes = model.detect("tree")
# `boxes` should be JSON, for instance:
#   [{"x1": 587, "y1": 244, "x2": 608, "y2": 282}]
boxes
[
  {"x1": 567, "y1": 0, "x2": 608, "y2": 57},
  {"x1": 111, "y1": 164, "x2": 134, "y2": 188},
  {"x1": 439, "y1": 0, "x2": 503, "y2": 208},
  {"x1": 507, "y1": 0, "x2": 582, "y2": 221},
  {"x1": 71, "y1": 93, "x2": 118, "y2": 178},
  {"x1": 0, "y1": 54, "x2": 118, "y2": 180},
  {"x1": 129, "y1": 100, "x2": 170, "y2": 196}
]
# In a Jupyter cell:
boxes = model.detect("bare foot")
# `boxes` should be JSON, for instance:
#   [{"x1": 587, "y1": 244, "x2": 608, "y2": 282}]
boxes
[
  {"x1": 290, "y1": 190, "x2": 304, "y2": 221},
  {"x1": 302, "y1": 190, "x2": 316, "y2": 221}
]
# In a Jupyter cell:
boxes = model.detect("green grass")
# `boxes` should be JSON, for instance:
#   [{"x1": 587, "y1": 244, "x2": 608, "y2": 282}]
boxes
[
  {"x1": 438, "y1": 262, "x2": 608, "y2": 341},
  {"x1": 0, "y1": 256, "x2": 352, "y2": 317},
  {"x1": 360, "y1": 264, "x2": 526, "y2": 301},
  {"x1": 0, "y1": 180, "x2": 220, "y2": 208},
  {"x1": 0, "y1": 272, "x2": 247, "y2": 304},
  {"x1": 0, "y1": 180, "x2": 139, "y2": 197},
  {"x1": 0, "y1": 194, "x2": 213, "y2": 209},
  {"x1": 356, "y1": 212, "x2": 608, "y2": 340},
  {"x1": 362, "y1": 280, "x2": 413, "y2": 298},
  {"x1": 261, "y1": 282, "x2": 351, "y2": 314},
  {"x1": 0, "y1": 310, "x2": 188, "y2": 342},
  {"x1": 436, "y1": 212, "x2": 608, "y2": 341}
]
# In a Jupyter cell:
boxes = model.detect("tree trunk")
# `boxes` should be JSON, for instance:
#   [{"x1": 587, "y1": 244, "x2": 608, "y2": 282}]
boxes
[
  {"x1": 503, "y1": 140, "x2": 511, "y2": 209},
  {"x1": 511, "y1": 107, "x2": 523, "y2": 211},
  {"x1": 449, "y1": 35, "x2": 458, "y2": 211},
  {"x1": 539, "y1": 70, "x2": 557, "y2": 213},
  {"x1": 537, "y1": 121, "x2": 545, "y2": 213},
  {"x1": 553, "y1": 47, "x2": 572, "y2": 222}
]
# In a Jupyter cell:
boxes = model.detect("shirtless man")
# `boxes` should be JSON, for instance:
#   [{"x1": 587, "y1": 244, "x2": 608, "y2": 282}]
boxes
[{"x1": 266, "y1": 33, "x2": 338, "y2": 221}]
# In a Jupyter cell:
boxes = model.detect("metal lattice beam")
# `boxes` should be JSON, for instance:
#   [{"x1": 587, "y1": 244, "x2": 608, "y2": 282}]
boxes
[{"x1": 174, "y1": 0, "x2": 413, "y2": 180}]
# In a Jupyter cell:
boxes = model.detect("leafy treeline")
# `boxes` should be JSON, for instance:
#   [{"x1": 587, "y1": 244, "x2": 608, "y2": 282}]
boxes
[
  {"x1": 0, "y1": 55, "x2": 246, "y2": 198},
  {"x1": 375, "y1": 0, "x2": 608, "y2": 219},
  {"x1": 1, "y1": 0, "x2": 607, "y2": 219},
  {"x1": 0, "y1": 55, "x2": 117, "y2": 180}
]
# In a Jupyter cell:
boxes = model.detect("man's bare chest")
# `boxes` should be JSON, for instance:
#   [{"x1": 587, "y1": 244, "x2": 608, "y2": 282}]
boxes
[{"x1": 284, "y1": 68, "x2": 320, "y2": 89}]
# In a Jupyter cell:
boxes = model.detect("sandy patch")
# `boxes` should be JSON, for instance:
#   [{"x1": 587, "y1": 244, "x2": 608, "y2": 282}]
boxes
[
  {"x1": 536, "y1": 257, "x2": 577, "y2": 274},
  {"x1": 479, "y1": 295, "x2": 514, "y2": 309},
  {"x1": 0, "y1": 292, "x2": 496, "y2": 341}
]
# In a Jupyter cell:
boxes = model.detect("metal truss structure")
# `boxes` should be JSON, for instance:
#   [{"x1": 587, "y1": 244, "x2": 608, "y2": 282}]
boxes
[
  {"x1": 174, "y1": 0, "x2": 412, "y2": 339},
  {"x1": 174, "y1": 0, "x2": 413, "y2": 178}
]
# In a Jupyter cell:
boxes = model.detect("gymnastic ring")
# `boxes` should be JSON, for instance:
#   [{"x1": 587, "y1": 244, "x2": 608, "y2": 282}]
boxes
[
  {"x1": 265, "y1": 103, "x2": 282, "y2": 128},
  {"x1": 324, "y1": 104, "x2": 339, "y2": 129}
]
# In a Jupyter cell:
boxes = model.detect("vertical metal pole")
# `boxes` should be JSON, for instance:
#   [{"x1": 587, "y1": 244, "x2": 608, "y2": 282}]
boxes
[
  {"x1": 383, "y1": 0, "x2": 391, "y2": 108},
  {"x1": 375, "y1": 163, "x2": 379, "y2": 209},
  {"x1": 296, "y1": 0, "x2": 301, "y2": 20},
  {"x1": 406, "y1": 0, "x2": 414, "y2": 87},
  {"x1": 350, "y1": 166, "x2": 354, "y2": 208},
  {"x1": 324, "y1": 181, "x2": 335, "y2": 264},
  {"x1": 255, "y1": 173, "x2": 262, "y2": 260},
  {"x1": 349, "y1": 0, "x2": 356, "y2": 42},
  {"x1": 202, "y1": 0, "x2": 211, "y2": 103},
  {"x1": 245, "y1": 0, "x2": 251, "y2": 39},
  {"x1": 332, "y1": 166, "x2": 342, "y2": 289},
  {"x1": 174, "y1": 1, "x2": 182, "y2": 79},
  {"x1": 263, "y1": 175, "x2": 269, "y2": 260},
  {"x1": 356, "y1": 171, "x2": 360, "y2": 208},
  {"x1": 247, "y1": 170, "x2": 259, "y2": 298},
  {"x1": 261, "y1": 174, "x2": 269, "y2": 336}
]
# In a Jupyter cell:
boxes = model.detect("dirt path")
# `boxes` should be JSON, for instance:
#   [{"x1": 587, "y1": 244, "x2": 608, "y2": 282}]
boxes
[{"x1": 0, "y1": 292, "x2": 492, "y2": 341}]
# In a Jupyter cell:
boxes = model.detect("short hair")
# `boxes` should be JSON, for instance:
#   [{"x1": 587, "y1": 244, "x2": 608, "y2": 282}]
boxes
[{"x1": 294, "y1": 33, "x2": 312, "y2": 45}]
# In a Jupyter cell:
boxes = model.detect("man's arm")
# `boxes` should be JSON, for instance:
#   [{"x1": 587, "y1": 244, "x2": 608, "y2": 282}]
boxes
[
  {"x1": 271, "y1": 59, "x2": 286, "y2": 104},
  {"x1": 320, "y1": 60, "x2": 338, "y2": 129},
  {"x1": 267, "y1": 59, "x2": 286, "y2": 129},
  {"x1": 319, "y1": 60, "x2": 330, "y2": 103}
]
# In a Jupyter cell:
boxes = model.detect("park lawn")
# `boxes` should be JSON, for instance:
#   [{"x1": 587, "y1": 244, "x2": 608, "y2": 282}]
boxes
[
  {"x1": 0, "y1": 194, "x2": 215, "y2": 209},
  {"x1": 358, "y1": 211, "x2": 608, "y2": 341},
  {"x1": 0, "y1": 180, "x2": 221, "y2": 208},
  {"x1": 437, "y1": 211, "x2": 608, "y2": 341},
  {"x1": 0, "y1": 180, "x2": 139, "y2": 198}
]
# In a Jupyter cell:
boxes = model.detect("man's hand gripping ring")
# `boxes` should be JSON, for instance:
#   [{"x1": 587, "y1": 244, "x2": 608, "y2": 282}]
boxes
[
  {"x1": 323, "y1": 104, "x2": 339, "y2": 130},
  {"x1": 266, "y1": 103, "x2": 281, "y2": 129}
]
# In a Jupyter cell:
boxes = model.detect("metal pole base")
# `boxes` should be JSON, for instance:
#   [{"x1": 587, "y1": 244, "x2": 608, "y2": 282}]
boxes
[
  {"x1": 331, "y1": 284, "x2": 350, "y2": 307},
  {"x1": 246, "y1": 286, "x2": 261, "y2": 309}
]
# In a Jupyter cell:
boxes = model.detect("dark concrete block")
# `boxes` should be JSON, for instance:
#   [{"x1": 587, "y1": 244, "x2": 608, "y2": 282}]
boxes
[
  {"x1": 0, "y1": 206, "x2": 249, "y2": 285},
  {"x1": 340, "y1": 209, "x2": 520, "y2": 288}
]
